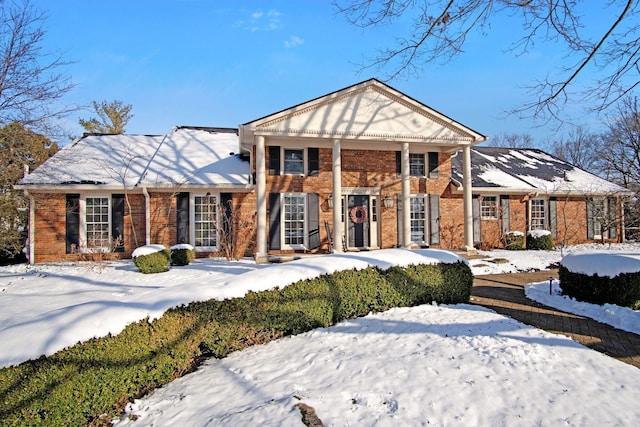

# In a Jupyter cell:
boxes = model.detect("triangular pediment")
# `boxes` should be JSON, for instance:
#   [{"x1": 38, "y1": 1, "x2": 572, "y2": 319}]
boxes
[{"x1": 242, "y1": 79, "x2": 486, "y2": 144}]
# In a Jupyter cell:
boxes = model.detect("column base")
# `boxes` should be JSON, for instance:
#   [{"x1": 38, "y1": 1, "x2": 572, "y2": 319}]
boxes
[{"x1": 254, "y1": 253, "x2": 269, "y2": 264}]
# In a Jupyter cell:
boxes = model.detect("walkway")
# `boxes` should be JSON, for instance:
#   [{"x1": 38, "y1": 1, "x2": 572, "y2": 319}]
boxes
[{"x1": 471, "y1": 270, "x2": 640, "y2": 369}]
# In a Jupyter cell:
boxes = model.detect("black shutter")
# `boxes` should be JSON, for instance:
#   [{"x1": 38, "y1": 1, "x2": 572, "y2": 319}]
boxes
[
  {"x1": 608, "y1": 198, "x2": 617, "y2": 239},
  {"x1": 111, "y1": 194, "x2": 125, "y2": 252},
  {"x1": 269, "y1": 193, "x2": 281, "y2": 250},
  {"x1": 65, "y1": 194, "x2": 80, "y2": 254},
  {"x1": 177, "y1": 192, "x2": 190, "y2": 244},
  {"x1": 586, "y1": 198, "x2": 595, "y2": 239},
  {"x1": 308, "y1": 148, "x2": 319, "y2": 177},
  {"x1": 428, "y1": 152, "x2": 439, "y2": 178},
  {"x1": 268, "y1": 146, "x2": 280, "y2": 176},
  {"x1": 500, "y1": 195, "x2": 510, "y2": 234},
  {"x1": 220, "y1": 192, "x2": 233, "y2": 235},
  {"x1": 308, "y1": 193, "x2": 320, "y2": 249},
  {"x1": 473, "y1": 195, "x2": 481, "y2": 244},
  {"x1": 549, "y1": 197, "x2": 557, "y2": 239},
  {"x1": 395, "y1": 151, "x2": 401, "y2": 176},
  {"x1": 429, "y1": 194, "x2": 440, "y2": 245}
]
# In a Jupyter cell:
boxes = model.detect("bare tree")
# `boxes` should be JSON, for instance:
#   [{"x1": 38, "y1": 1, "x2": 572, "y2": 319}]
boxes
[
  {"x1": 491, "y1": 132, "x2": 534, "y2": 148},
  {"x1": 549, "y1": 126, "x2": 601, "y2": 172},
  {"x1": 0, "y1": 0, "x2": 76, "y2": 136},
  {"x1": 79, "y1": 100, "x2": 133, "y2": 134},
  {"x1": 599, "y1": 96, "x2": 640, "y2": 187},
  {"x1": 334, "y1": 0, "x2": 639, "y2": 123}
]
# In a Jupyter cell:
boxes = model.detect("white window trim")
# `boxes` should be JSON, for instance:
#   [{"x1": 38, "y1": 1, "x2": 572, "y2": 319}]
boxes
[
  {"x1": 78, "y1": 194, "x2": 111, "y2": 253},
  {"x1": 281, "y1": 192, "x2": 308, "y2": 250},
  {"x1": 191, "y1": 193, "x2": 219, "y2": 252},
  {"x1": 591, "y1": 197, "x2": 606, "y2": 240},
  {"x1": 529, "y1": 198, "x2": 547, "y2": 231},
  {"x1": 282, "y1": 147, "x2": 307, "y2": 176},
  {"x1": 409, "y1": 194, "x2": 429, "y2": 246},
  {"x1": 480, "y1": 195, "x2": 499, "y2": 220},
  {"x1": 409, "y1": 153, "x2": 426, "y2": 178}
]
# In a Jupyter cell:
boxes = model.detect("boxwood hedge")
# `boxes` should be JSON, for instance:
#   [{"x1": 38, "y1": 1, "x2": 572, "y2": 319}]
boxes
[
  {"x1": 0, "y1": 260, "x2": 472, "y2": 426},
  {"x1": 558, "y1": 265, "x2": 640, "y2": 309}
]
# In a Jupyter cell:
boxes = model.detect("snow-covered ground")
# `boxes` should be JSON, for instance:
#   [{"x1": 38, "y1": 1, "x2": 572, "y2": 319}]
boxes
[{"x1": 1, "y1": 244, "x2": 639, "y2": 425}]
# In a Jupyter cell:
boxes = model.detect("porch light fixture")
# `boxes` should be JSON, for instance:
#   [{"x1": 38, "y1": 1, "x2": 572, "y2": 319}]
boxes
[
  {"x1": 383, "y1": 195, "x2": 394, "y2": 209},
  {"x1": 327, "y1": 195, "x2": 334, "y2": 208}
]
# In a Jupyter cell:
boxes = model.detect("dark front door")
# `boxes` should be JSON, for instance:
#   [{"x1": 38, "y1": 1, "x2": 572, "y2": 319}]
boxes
[{"x1": 347, "y1": 195, "x2": 370, "y2": 248}]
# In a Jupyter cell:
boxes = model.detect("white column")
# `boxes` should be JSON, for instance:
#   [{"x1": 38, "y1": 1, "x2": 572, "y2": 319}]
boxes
[
  {"x1": 462, "y1": 144, "x2": 474, "y2": 251},
  {"x1": 401, "y1": 142, "x2": 411, "y2": 248},
  {"x1": 332, "y1": 139, "x2": 343, "y2": 253},
  {"x1": 255, "y1": 135, "x2": 268, "y2": 262}
]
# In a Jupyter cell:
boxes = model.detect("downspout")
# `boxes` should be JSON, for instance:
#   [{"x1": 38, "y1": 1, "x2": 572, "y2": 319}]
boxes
[
  {"x1": 142, "y1": 187, "x2": 151, "y2": 245},
  {"x1": 23, "y1": 190, "x2": 35, "y2": 264}
]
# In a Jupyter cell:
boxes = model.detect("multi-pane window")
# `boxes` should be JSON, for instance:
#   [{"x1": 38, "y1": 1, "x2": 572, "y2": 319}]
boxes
[
  {"x1": 410, "y1": 196, "x2": 427, "y2": 243},
  {"x1": 409, "y1": 153, "x2": 425, "y2": 177},
  {"x1": 530, "y1": 199, "x2": 546, "y2": 230},
  {"x1": 283, "y1": 148, "x2": 304, "y2": 174},
  {"x1": 85, "y1": 197, "x2": 110, "y2": 249},
  {"x1": 194, "y1": 195, "x2": 217, "y2": 248},
  {"x1": 480, "y1": 196, "x2": 498, "y2": 219},
  {"x1": 591, "y1": 198, "x2": 606, "y2": 238},
  {"x1": 283, "y1": 194, "x2": 306, "y2": 246}
]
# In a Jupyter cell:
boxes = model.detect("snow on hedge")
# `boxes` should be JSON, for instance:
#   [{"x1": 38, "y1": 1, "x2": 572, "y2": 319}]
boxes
[{"x1": 560, "y1": 252, "x2": 640, "y2": 278}]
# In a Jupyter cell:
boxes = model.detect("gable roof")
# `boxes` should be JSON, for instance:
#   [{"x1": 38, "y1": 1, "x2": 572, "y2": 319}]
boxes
[
  {"x1": 18, "y1": 133, "x2": 164, "y2": 188},
  {"x1": 18, "y1": 127, "x2": 251, "y2": 191},
  {"x1": 451, "y1": 146, "x2": 630, "y2": 196},
  {"x1": 240, "y1": 78, "x2": 487, "y2": 148}
]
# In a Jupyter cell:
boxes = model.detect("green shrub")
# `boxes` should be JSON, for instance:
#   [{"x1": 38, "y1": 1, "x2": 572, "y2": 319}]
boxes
[
  {"x1": 558, "y1": 265, "x2": 640, "y2": 308},
  {"x1": 503, "y1": 232, "x2": 525, "y2": 250},
  {"x1": 526, "y1": 231, "x2": 554, "y2": 250},
  {"x1": 0, "y1": 261, "x2": 472, "y2": 426},
  {"x1": 170, "y1": 245, "x2": 195, "y2": 266},
  {"x1": 133, "y1": 247, "x2": 171, "y2": 274}
]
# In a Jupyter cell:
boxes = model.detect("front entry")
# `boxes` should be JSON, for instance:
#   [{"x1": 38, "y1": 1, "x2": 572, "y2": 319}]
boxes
[{"x1": 347, "y1": 195, "x2": 370, "y2": 249}]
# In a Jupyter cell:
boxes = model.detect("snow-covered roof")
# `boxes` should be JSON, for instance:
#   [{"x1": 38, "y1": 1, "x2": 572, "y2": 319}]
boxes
[
  {"x1": 451, "y1": 146, "x2": 630, "y2": 196},
  {"x1": 18, "y1": 133, "x2": 164, "y2": 188},
  {"x1": 137, "y1": 127, "x2": 250, "y2": 187},
  {"x1": 18, "y1": 126, "x2": 251, "y2": 190}
]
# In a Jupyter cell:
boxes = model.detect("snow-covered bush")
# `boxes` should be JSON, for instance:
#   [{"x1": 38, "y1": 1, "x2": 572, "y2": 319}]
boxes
[
  {"x1": 170, "y1": 243, "x2": 195, "y2": 266},
  {"x1": 559, "y1": 253, "x2": 640, "y2": 309},
  {"x1": 527, "y1": 230, "x2": 554, "y2": 250},
  {"x1": 503, "y1": 231, "x2": 525, "y2": 250},
  {"x1": 132, "y1": 244, "x2": 170, "y2": 274}
]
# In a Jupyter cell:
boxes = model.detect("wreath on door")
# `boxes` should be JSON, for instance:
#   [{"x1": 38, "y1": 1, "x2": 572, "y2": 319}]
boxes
[{"x1": 349, "y1": 206, "x2": 368, "y2": 224}]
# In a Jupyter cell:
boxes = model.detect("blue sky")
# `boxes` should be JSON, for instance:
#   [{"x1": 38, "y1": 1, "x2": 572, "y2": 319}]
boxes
[{"x1": 36, "y1": 1, "x2": 619, "y2": 144}]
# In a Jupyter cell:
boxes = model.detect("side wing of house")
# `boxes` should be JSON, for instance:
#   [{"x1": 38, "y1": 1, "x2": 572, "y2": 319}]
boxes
[{"x1": 450, "y1": 147, "x2": 631, "y2": 248}]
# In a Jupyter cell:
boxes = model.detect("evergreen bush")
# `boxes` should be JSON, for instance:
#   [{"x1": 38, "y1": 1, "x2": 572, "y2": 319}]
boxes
[
  {"x1": 503, "y1": 231, "x2": 525, "y2": 250},
  {"x1": 170, "y1": 244, "x2": 195, "y2": 266},
  {"x1": 558, "y1": 265, "x2": 640, "y2": 308},
  {"x1": 132, "y1": 245, "x2": 170, "y2": 274},
  {"x1": 526, "y1": 230, "x2": 554, "y2": 250},
  {"x1": 0, "y1": 261, "x2": 472, "y2": 426}
]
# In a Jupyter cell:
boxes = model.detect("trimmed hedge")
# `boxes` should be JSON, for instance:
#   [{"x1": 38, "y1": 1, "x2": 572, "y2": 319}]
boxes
[
  {"x1": 558, "y1": 265, "x2": 640, "y2": 309},
  {"x1": 133, "y1": 248, "x2": 171, "y2": 273},
  {"x1": 170, "y1": 247, "x2": 195, "y2": 266},
  {"x1": 0, "y1": 261, "x2": 472, "y2": 426},
  {"x1": 526, "y1": 232, "x2": 554, "y2": 250},
  {"x1": 504, "y1": 232, "x2": 525, "y2": 250}
]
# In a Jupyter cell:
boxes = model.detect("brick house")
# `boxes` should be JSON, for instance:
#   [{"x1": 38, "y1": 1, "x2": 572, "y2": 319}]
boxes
[{"x1": 16, "y1": 79, "x2": 630, "y2": 263}]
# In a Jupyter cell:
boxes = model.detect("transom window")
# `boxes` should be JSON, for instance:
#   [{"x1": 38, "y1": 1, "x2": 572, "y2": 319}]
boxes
[
  {"x1": 194, "y1": 195, "x2": 217, "y2": 248},
  {"x1": 409, "y1": 153, "x2": 425, "y2": 177},
  {"x1": 530, "y1": 199, "x2": 546, "y2": 230},
  {"x1": 480, "y1": 196, "x2": 498, "y2": 219},
  {"x1": 410, "y1": 195, "x2": 427, "y2": 244},
  {"x1": 85, "y1": 197, "x2": 110, "y2": 249},
  {"x1": 283, "y1": 148, "x2": 304, "y2": 174},
  {"x1": 283, "y1": 194, "x2": 306, "y2": 247}
]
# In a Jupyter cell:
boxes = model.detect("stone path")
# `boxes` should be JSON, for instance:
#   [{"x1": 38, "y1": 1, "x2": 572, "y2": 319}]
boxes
[{"x1": 471, "y1": 270, "x2": 640, "y2": 369}]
